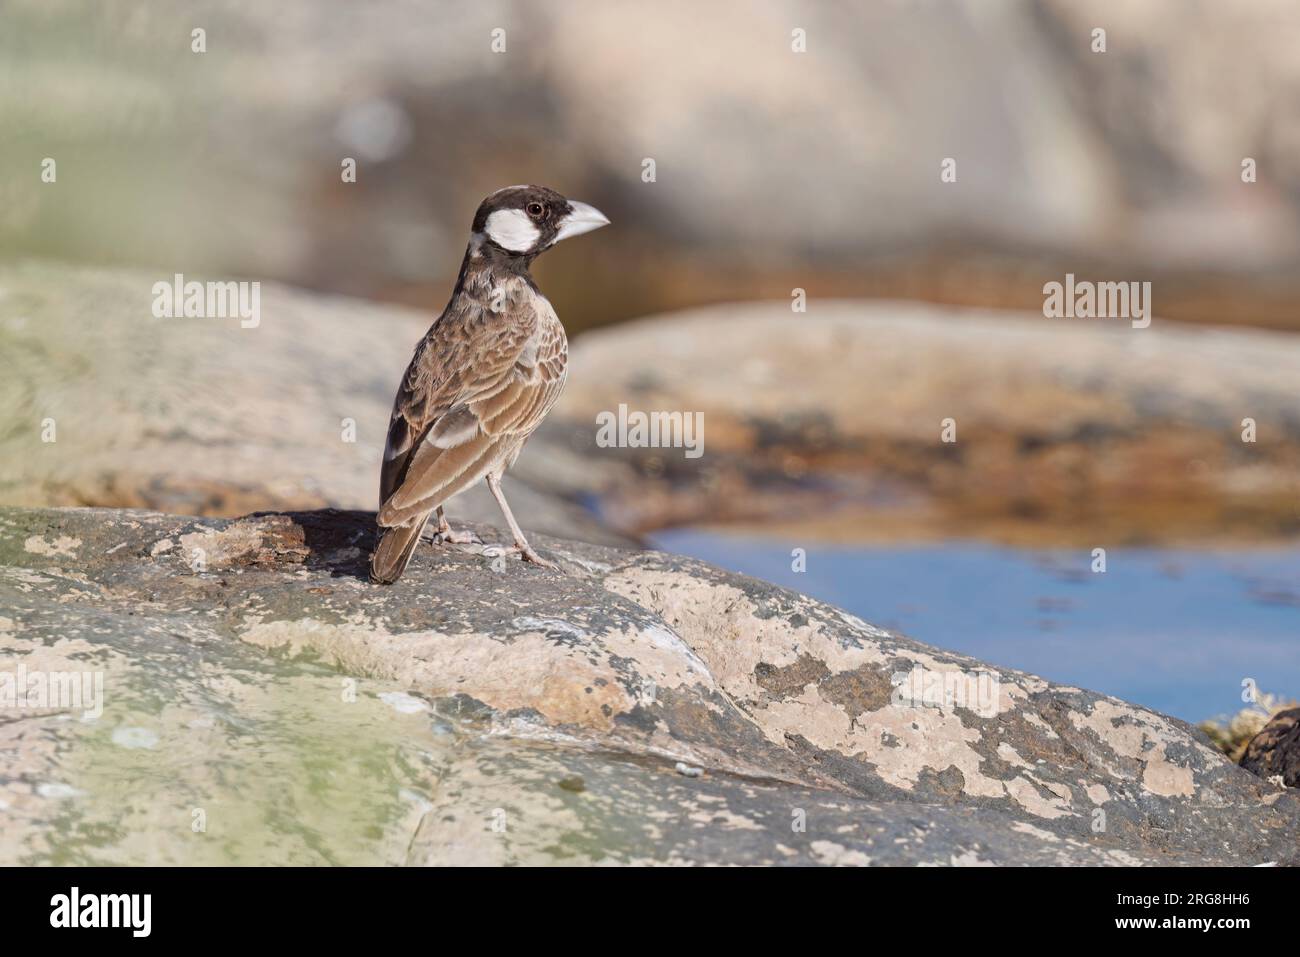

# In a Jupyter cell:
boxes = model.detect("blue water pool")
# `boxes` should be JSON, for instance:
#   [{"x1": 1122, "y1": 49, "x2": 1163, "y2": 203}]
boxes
[{"x1": 650, "y1": 530, "x2": 1300, "y2": 723}]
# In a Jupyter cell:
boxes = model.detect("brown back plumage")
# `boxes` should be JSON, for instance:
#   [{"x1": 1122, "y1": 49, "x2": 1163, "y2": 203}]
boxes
[{"x1": 369, "y1": 256, "x2": 568, "y2": 584}]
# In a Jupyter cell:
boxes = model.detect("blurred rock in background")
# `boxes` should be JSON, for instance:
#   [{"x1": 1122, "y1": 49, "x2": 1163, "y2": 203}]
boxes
[
  {"x1": 0, "y1": 260, "x2": 630, "y2": 546},
  {"x1": 4, "y1": 0, "x2": 1300, "y2": 334},
  {"x1": 540, "y1": 300, "x2": 1300, "y2": 545}
]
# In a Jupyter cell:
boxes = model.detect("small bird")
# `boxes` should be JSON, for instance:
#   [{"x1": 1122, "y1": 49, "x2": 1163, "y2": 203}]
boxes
[{"x1": 369, "y1": 185, "x2": 609, "y2": 584}]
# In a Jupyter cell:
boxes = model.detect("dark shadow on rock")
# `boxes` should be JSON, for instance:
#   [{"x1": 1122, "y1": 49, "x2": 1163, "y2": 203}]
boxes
[
  {"x1": 252, "y1": 508, "x2": 378, "y2": 581},
  {"x1": 1240, "y1": 707, "x2": 1300, "y2": 789}
]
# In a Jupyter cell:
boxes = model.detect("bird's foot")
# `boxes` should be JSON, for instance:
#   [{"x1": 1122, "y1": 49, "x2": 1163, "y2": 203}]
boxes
[
  {"x1": 518, "y1": 544, "x2": 558, "y2": 570},
  {"x1": 435, "y1": 527, "x2": 482, "y2": 546},
  {"x1": 483, "y1": 542, "x2": 559, "y2": 570}
]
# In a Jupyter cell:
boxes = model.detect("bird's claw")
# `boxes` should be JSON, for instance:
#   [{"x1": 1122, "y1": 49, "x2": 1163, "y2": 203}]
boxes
[
  {"x1": 483, "y1": 543, "x2": 559, "y2": 570},
  {"x1": 519, "y1": 546, "x2": 558, "y2": 570}
]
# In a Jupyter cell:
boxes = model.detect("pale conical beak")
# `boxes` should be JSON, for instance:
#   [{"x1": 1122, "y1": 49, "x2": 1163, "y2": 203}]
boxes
[{"x1": 554, "y1": 201, "x2": 610, "y2": 242}]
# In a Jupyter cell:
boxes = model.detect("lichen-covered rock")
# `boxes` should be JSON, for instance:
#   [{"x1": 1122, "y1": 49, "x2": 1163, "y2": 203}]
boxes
[
  {"x1": 1240, "y1": 708, "x2": 1300, "y2": 790},
  {"x1": 2, "y1": 505, "x2": 1296, "y2": 866}
]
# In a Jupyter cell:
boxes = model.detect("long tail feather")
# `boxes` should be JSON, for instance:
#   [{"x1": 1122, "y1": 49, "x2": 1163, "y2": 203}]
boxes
[{"x1": 369, "y1": 512, "x2": 432, "y2": 584}]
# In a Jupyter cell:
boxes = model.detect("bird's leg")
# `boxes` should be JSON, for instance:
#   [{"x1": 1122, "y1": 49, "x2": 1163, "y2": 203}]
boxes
[
  {"x1": 433, "y1": 506, "x2": 481, "y2": 545},
  {"x1": 485, "y1": 473, "x2": 557, "y2": 569}
]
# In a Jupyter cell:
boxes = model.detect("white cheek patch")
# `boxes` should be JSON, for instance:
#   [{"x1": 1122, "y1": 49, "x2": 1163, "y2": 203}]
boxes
[{"x1": 484, "y1": 209, "x2": 540, "y2": 252}]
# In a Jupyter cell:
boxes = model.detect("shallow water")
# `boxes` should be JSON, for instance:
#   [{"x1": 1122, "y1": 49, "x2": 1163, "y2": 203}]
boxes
[{"x1": 651, "y1": 530, "x2": 1300, "y2": 723}]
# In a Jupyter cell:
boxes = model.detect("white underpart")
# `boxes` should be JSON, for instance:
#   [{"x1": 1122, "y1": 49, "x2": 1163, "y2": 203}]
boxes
[{"x1": 484, "y1": 209, "x2": 540, "y2": 252}]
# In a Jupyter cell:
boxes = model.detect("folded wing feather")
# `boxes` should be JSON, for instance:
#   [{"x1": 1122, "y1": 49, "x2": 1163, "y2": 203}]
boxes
[{"x1": 376, "y1": 298, "x2": 567, "y2": 528}]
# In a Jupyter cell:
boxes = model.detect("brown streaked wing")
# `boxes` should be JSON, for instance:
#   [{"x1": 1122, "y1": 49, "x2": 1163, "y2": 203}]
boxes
[
  {"x1": 377, "y1": 298, "x2": 567, "y2": 525},
  {"x1": 378, "y1": 297, "x2": 523, "y2": 507}
]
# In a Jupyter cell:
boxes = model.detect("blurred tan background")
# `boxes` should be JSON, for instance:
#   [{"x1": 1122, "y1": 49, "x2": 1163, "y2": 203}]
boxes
[
  {"x1": 3, "y1": 0, "x2": 1300, "y2": 548},
  {"x1": 4, "y1": 0, "x2": 1300, "y2": 860},
  {"x1": 4, "y1": 0, "x2": 1300, "y2": 333}
]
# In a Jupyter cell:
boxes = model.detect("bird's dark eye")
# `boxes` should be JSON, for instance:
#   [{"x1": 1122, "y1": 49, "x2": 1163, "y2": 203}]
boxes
[{"x1": 526, "y1": 202, "x2": 545, "y2": 219}]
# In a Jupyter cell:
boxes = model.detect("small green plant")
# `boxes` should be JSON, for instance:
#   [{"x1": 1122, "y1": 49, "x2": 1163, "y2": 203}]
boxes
[{"x1": 1198, "y1": 692, "x2": 1298, "y2": 763}]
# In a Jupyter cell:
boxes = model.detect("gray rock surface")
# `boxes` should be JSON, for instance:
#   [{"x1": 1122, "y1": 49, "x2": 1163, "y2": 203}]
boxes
[{"x1": 3, "y1": 505, "x2": 1296, "y2": 865}]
